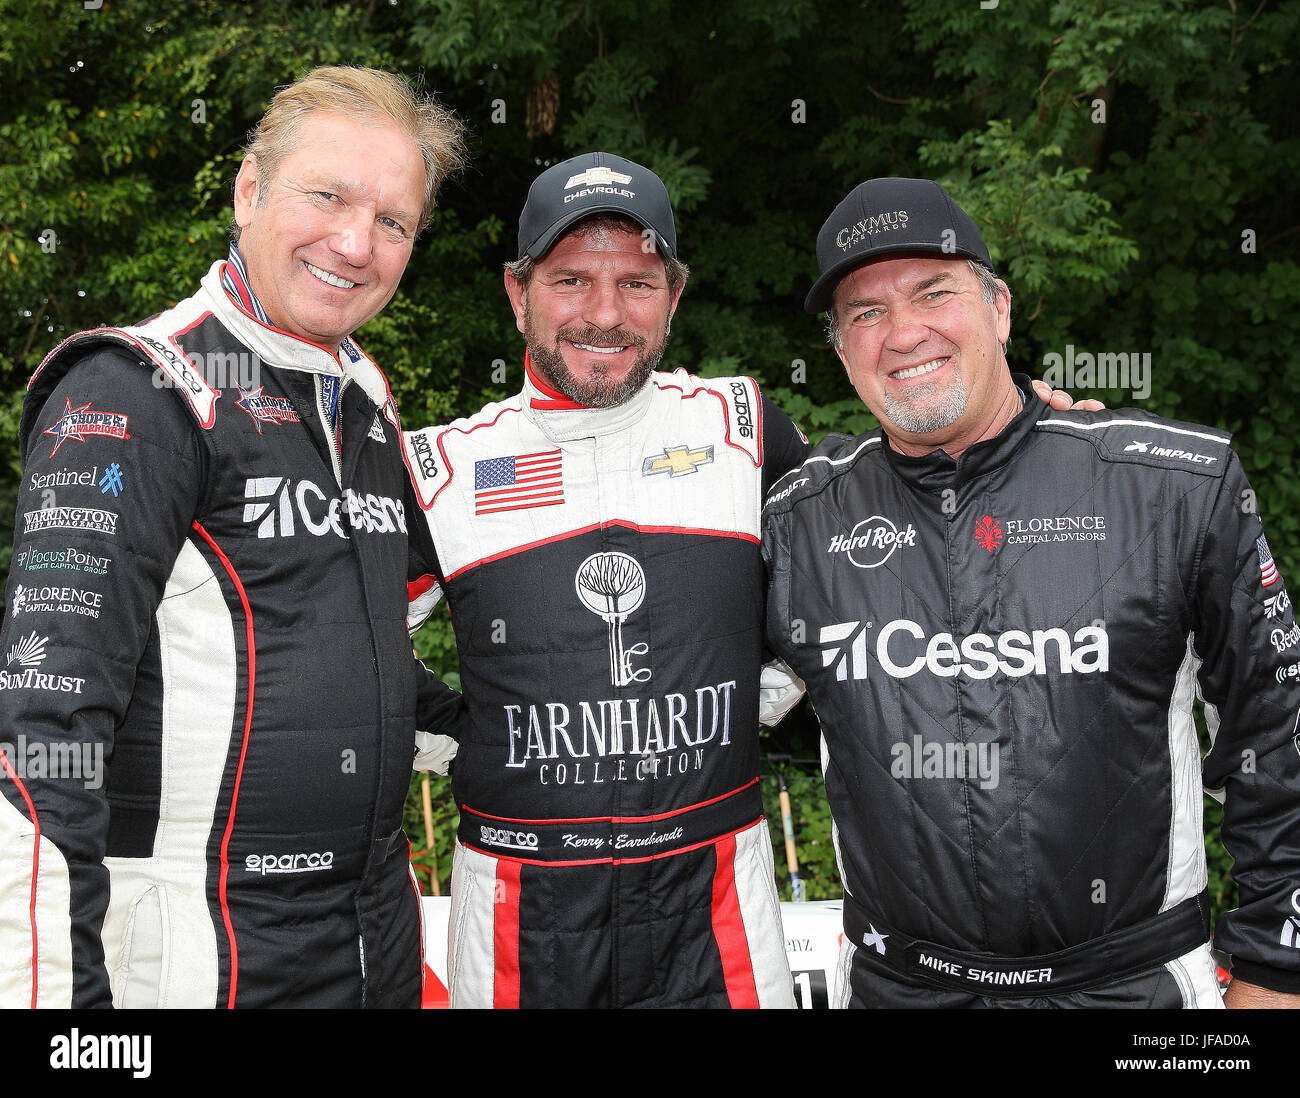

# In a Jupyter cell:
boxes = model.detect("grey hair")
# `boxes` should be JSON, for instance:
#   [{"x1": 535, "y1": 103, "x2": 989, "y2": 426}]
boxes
[
  {"x1": 504, "y1": 214, "x2": 690, "y2": 298},
  {"x1": 824, "y1": 259, "x2": 1006, "y2": 349}
]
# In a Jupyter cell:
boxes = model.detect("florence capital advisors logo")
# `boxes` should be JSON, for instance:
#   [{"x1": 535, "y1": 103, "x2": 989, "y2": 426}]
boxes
[{"x1": 974, "y1": 515, "x2": 1002, "y2": 553}]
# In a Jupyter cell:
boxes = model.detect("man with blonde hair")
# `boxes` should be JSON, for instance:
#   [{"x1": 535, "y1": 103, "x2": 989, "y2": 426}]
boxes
[{"x1": 0, "y1": 66, "x2": 466, "y2": 1008}]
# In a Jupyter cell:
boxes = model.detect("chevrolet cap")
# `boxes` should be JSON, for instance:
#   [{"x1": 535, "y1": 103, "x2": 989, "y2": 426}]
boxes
[
  {"x1": 517, "y1": 151, "x2": 677, "y2": 260},
  {"x1": 805, "y1": 177, "x2": 994, "y2": 314}
]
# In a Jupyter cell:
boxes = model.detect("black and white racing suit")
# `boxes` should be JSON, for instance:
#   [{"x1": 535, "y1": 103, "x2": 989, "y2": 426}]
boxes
[
  {"x1": 0, "y1": 256, "x2": 459, "y2": 1007},
  {"x1": 403, "y1": 357, "x2": 807, "y2": 1008},
  {"x1": 763, "y1": 378, "x2": 1300, "y2": 1007}
]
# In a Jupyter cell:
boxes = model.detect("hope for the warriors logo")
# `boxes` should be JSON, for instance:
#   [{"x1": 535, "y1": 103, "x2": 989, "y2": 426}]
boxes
[
  {"x1": 235, "y1": 386, "x2": 300, "y2": 433},
  {"x1": 43, "y1": 398, "x2": 130, "y2": 458},
  {"x1": 576, "y1": 552, "x2": 651, "y2": 687},
  {"x1": 974, "y1": 515, "x2": 1002, "y2": 553}
]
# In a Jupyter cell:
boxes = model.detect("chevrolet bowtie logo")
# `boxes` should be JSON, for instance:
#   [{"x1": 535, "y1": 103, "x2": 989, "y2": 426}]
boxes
[
  {"x1": 565, "y1": 167, "x2": 633, "y2": 188},
  {"x1": 642, "y1": 445, "x2": 715, "y2": 478}
]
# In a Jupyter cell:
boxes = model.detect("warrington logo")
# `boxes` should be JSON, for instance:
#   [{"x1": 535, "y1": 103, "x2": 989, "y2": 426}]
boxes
[{"x1": 576, "y1": 552, "x2": 651, "y2": 687}]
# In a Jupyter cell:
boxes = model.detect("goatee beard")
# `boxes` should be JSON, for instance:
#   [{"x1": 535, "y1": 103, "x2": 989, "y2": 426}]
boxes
[{"x1": 525, "y1": 310, "x2": 669, "y2": 409}]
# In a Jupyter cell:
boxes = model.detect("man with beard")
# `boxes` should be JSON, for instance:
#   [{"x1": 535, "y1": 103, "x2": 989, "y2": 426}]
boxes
[
  {"x1": 402, "y1": 156, "x2": 1091, "y2": 1008},
  {"x1": 762, "y1": 176, "x2": 1300, "y2": 1007},
  {"x1": 403, "y1": 153, "x2": 801, "y2": 1008}
]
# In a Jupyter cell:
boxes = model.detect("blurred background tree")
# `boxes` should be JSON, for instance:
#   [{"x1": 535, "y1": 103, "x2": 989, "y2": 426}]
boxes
[{"x1": 3, "y1": 0, "x2": 1297, "y2": 921}]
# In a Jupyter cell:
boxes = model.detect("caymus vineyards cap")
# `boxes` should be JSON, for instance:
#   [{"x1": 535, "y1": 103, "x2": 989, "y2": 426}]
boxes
[
  {"x1": 805, "y1": 177, "x2": 994, "y2": 314},
  {"x1": 517, "y1": 151, "x2": 677, "y2": 261}
]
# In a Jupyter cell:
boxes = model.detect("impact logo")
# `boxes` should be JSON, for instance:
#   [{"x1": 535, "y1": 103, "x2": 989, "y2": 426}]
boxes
[
  {"x1": 1123, "y1": 439, "x2": 1218, "y2": 466},
  {"x1": 242, "y1": 477, "x2": 406, "y2": 539},
  {"x1": 235, "y1": 386, "x2": 300, "y2": 433},
  {"x1": 973, "y1": 515, "x2": 1002, "y2": 553},
  {"x1": 827, "y1": 516, "x2": 917, "y2": 569},
  {"x1": 42, "y1": 399, "x2": 130, "y2": 458},
  {"x1": 576, "y1": 552, "x2": 650, "y2": 686}
]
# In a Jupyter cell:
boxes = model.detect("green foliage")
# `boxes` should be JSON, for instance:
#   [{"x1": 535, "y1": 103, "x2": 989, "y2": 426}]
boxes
[{"x1": 4, "y1": 0, "x2": 1296, "y2": 928}]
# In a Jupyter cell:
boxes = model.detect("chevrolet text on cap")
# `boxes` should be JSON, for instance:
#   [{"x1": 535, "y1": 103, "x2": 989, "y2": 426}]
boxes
[
  {"x1": 517, "y1": 150, "x2": 677, "y2": 260},
  {"x1": 804, "y1": 177, "x2": 995, "y2": 314}
]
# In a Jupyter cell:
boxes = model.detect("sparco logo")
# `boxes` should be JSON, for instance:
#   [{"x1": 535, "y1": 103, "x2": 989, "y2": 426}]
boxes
[
  {"x1": 1124, "y1": 439, "x2": 1217, "y2": 465},
  {"x1": 729, "y1": 381, "x2": 754, "y2": 438},
  {"x1": 828, "y1": 516, "x2": 917, "y2": 569},
  {"x1": 410, "y1": 432, "x2": 439, "y2": 478},
  {"x1": 137, "y1": 333, "x2": 207, "y2": 397},
  {"x1": 576, "y1": 552, "x2": 650, "y2": 686},
  {"x1": 835, "y1": 210, "x2": 909, "y2": 252},
  {"x1": 478, "y1": 825, "x2": 540, "y2": 851},
  {"x1": 242, "y1": 477, "x2": 407, "y2": 539},
  {"x1": 243, "y1": 851, "x2": 334, "y2": 875},
  {"x1": 876, "y1": 620, "x2": 1109, "y2": 679}
]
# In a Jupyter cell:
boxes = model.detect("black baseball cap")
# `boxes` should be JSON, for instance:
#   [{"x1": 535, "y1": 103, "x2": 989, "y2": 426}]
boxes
[
  {"x1": 805, "y1": 177, "x2": 994, "y2": 314},
  {"x1": 516, "y1": 151, "x2": 677, "y2": 261}
]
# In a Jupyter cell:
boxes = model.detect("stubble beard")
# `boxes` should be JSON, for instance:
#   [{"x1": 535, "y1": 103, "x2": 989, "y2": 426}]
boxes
[
  {"x1": 525, "y1": 303, "x2": 670, "y2": 409},
  {"x1": 883, "y1": 373, "x2": 970, "y2": 435}
]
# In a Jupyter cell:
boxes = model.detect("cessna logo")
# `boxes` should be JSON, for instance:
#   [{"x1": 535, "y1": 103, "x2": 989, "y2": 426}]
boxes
[
  {"x1": 1124, "y1": 439, "x2": 1217, "y2": 465},
  {"x1": 820, "y1": 619, "x2": 1110, "y2": 681},
  {"x1": 828, "y1": 516, "x2": 917, "y2": 569},
  {"x1": 242, "y1": 477, "x2": 406, "y2": 539},
  {"x1": 642, "y1": 444, "x2": 713, "y2": 477},
  {"x1": 565, "y1": 167, "x2": 632, "y2": 188}
]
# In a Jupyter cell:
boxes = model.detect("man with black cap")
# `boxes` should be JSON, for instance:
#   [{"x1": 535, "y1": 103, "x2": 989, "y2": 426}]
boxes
[
  {"x1": 401, "y1": 153, "x2": 806, "y2": 1008},
  {"x1": 762, "y1": 177, "x2": 1300, "y2": 1007}
]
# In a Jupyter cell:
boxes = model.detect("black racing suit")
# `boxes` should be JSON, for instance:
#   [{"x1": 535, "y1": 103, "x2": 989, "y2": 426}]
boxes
[
  {"x1": 763, "y1": 377, "x2": 1300, "y2": 1007},
  {"x1": 403, "y1": 357, "x2": 808, "y2": 1008},
  {"x1": 0, "y1": 259, "x2": 459, "y2": 1007}
]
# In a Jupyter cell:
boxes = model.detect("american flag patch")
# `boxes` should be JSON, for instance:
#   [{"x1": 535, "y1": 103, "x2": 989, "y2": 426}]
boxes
[
  {"x1": 1258, "y1": 536, "x2": 1279, "y2": 588},
  {"x1": 474, "y1": 450, "x2": 564, "y2": 515}
]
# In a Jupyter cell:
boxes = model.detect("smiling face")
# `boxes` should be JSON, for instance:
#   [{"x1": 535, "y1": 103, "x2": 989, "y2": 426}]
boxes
[
  {"x1": 504, "y1": 222, "x2": 682, "y2": 408},
  {"x1": 232, "y1": 111, "x2": 426, "y2": 353},
  {"x1": 831, "y1": 254, "x2": 1014, "y2": 457}
]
